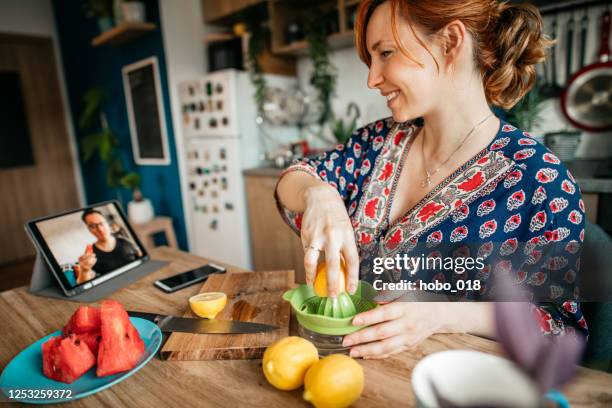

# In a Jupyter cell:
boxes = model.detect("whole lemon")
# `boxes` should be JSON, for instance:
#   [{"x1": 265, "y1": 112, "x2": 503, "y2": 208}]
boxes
[
  {"x1": 303, "y1": 354, "x2": 364, "y2": 408},
  {"x1": 262, "y1": 336, "x2": 319, "y2": 390},
  {"x1": 313, "y1": 261, "x2": 347, "y2": 297}
]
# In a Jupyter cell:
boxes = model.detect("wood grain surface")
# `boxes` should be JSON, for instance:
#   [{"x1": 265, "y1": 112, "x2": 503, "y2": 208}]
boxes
[
  {"x1": 0, "y1": 247, "x2": 611, "y2": 407},
  {"x1": 160, "y1": 270, "x2": 293, "y2": 361}
]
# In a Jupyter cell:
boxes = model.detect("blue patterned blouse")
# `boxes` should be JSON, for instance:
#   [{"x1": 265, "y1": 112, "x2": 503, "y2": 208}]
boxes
[{"x1": 276, "y1": 117, "x2": 587, "y2": 337}]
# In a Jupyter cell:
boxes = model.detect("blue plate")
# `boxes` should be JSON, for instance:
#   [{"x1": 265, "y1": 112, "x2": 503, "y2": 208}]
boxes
[{"x1": 0, "y1": 317, "x2": 162, "y2": 404}]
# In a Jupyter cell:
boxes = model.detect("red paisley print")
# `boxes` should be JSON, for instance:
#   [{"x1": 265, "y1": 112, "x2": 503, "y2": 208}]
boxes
[
  {"x1": 458, "y1": 172, "x2": 485, "y2": 192},
  {"x1": 418, "y1": 202, "x2": 444, "y2": 223}
]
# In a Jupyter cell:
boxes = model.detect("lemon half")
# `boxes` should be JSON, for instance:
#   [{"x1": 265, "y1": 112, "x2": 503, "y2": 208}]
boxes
[
  {"x1": 313, "y1": 261, "x2": 348, "y2": 297},
  {"x1": 189, "y1": 292, "x2": 227, "y2": 319}
]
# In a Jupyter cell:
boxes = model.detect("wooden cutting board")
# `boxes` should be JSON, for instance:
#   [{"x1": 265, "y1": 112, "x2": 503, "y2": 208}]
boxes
[{"x1": 160, "y1": 270, "x2": 293, "y2": 360}]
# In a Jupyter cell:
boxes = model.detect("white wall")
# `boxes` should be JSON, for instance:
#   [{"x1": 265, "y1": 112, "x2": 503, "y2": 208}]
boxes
[
  {"x1": 0, "y1": 0, "x2": 86, "y2": 204},
  {"x1": 296, "y1": 4, "x2": 612, "y2": 158}
]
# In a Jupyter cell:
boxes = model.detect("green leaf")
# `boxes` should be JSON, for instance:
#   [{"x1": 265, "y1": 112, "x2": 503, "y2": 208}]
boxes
[
  {"x1": 304, "y1": 10, "x2": 337, "y2": 125},
  {"x1": 106, "y1": 155, "x2": 124, "y2": 188},
  {"x1": 118, "y1": 172, "x2": 141, "y2": 190},
  {"x1": 81, "y1": 132, "x2": 104, "y2": 161},
  {"x1": 79, "y1": 87, "x2": 105, "y2": 130}
]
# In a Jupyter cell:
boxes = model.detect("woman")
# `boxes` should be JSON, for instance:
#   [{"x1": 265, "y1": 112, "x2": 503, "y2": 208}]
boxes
[{"x1": 275, "y1": 0, "x2": 587, "y2": 359}]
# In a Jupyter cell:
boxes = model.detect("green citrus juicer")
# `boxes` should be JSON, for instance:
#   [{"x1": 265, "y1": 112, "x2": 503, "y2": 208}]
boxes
[{"x1": 282, "y1": 281, "x2": 378, "y2": 336}]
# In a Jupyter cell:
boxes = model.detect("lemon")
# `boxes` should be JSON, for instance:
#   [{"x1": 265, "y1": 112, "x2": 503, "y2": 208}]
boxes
[
  {"x1": 262, "y1": 336, "x2": 319, "y2": 390},
  {"x1": 303, "y1": 354, "x2": 364, "y2": 408},
  {"x1": 189, "y1": 292, "x2": 227, "y2": 319},
  {"x1": 313, "y1": 261, "x2": 348, "y2": 297}
]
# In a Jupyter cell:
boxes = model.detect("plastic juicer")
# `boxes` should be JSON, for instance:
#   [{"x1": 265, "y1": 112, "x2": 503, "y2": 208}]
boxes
[{"x1": 282, "y1": 281, "x2": 378, "y2": 355}]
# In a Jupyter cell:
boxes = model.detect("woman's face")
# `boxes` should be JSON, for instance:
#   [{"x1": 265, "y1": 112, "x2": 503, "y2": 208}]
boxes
[{"x1": 366, "y1": 2, "x2": 448, "y2": 122}]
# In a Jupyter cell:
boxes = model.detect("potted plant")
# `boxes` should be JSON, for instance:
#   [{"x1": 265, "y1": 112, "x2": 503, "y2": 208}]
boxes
[
  {"x1": 121, "y1": 173, "x2": 154, "y2": 224},
  {"x1": 241, "y1": 8, "x2": 269, "y2": 117},
  {"x1": 83, "y1": 0, "x2": 114, "y2": 32},
  {"x1": 505, "y1": 79, "x2": 546, "y2": 135},
  {"x1": 79, "y1": 87, "x2": 152, "y2": 222},
  {"x1": 304, "y1": 11, "x2": 337, "y2": 126},
  {"x1": 329, "y1": 102, "x2": 360, "y2": 144}
]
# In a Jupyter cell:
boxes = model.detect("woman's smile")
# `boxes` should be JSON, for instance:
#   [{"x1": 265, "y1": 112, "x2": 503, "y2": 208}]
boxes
[{"x1": 384, "y1": 90, "x2": 400, "y2": 106}]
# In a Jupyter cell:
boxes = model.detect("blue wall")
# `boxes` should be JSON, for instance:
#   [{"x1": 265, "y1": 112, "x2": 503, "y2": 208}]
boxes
[{"x1": 52, "y1": 0, "x2": 188, "y2": 250}]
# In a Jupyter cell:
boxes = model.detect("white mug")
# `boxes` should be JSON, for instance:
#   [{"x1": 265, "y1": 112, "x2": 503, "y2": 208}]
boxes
[{"x1": 412, "y1": 350, "x2": 540, "y2": 407}]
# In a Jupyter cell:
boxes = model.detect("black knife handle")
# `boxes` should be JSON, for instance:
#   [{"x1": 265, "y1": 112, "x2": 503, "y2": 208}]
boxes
[{"x1": 127, "y1": 311, "x2": 162, "y2": 322}]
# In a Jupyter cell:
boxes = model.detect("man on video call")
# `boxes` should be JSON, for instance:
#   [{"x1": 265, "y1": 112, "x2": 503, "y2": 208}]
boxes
[{"x1": 76, "y1": 209, "x2": 142, "y2": 284}]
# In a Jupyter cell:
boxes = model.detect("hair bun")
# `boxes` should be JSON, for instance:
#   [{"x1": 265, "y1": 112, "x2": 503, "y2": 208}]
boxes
[{"x1": 484, "y1": 2, "x2": 551, "y2": 110}]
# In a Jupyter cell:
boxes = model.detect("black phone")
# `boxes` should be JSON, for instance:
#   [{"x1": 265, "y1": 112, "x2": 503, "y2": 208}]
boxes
[{"x1": 154, "y1": 264, "x2": 226, "y2": 293}]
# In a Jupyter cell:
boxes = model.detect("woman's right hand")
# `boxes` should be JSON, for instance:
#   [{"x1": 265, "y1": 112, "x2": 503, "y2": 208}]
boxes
[{"x1": 300, "y1": 183, "x2": 359, "y2": 297}]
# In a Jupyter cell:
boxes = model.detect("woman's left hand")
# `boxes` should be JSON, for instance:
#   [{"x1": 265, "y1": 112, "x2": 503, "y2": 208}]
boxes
[{"x1": 342, "y1": 302, "x2": 449, "y2": 359}]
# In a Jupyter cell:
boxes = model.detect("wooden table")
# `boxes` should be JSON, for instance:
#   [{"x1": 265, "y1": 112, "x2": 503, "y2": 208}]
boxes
[{"x1": 1, "y1": 247, "x2": 611, "y2": 407}]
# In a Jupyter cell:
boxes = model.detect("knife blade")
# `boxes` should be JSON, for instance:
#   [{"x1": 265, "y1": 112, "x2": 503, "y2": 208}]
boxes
[{"x1": 127, "y1": 311, "x2": 279, "y2": 334}]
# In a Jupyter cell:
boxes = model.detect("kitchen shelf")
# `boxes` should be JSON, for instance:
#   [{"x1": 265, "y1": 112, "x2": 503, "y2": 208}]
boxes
[
  {"x1": 344, "y1": 0, "x2": 361, "y2": 7},
  {"x1": 273, "y1": 30, "x2": 354, "y2": 56},
  {"x1": 91, "y1": 22, "x2": 157, "y2": 47},
  {"x1": 199, "y1": 0, "x2": 357, "y2": 73},
  {"x1": 202, "y1": 0, "x2": 267, "y2": 25}
]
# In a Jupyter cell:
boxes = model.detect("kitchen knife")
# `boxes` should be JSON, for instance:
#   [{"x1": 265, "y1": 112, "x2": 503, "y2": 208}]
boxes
[{"x1": 127, "y1": 311, "x2": 279, "y2": 334}]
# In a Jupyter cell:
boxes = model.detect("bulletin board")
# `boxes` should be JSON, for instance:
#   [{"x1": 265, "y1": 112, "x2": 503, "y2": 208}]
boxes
[{"x1": 122, "y1": 56, "x2": 170, "y2": 165}]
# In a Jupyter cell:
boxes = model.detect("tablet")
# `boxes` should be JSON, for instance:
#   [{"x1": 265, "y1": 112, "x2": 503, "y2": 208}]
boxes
[{"x1": 25, "y1": 200, "x2": 149, "y2": 297}]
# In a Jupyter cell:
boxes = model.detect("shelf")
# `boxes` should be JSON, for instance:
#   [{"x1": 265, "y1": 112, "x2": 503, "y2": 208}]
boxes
[
  {"x1": 202, "y1": 0, "x2": 267, "y2": 24},
  {"x1": 91, "y1": 22, "x2": 157, "y2": 47},
  {"x1": 273, "y1": 30, "x2": 354, "y2": 57},
  {"x1": 203, "y1": 32, "x2": 237, "y2": 44},
  {"x1": 344, "y1": 0, "x2": 361, "y2": 7}
]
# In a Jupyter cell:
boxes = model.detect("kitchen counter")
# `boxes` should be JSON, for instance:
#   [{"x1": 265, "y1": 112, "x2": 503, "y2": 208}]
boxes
[
  {"x1": 1, "y1": 246, "x2": 611, "y2": 407},
  {"x1": 243, "y1": 167, "x2": 284, "y2": 178}
]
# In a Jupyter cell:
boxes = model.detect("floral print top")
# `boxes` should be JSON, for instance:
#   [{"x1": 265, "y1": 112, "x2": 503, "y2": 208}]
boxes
[{"x1": 275, "y1": 117, "x2": 587, "y2": 337}]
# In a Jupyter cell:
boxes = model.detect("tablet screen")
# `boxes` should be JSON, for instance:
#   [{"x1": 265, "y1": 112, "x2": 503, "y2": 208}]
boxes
[{"x1": 26, "y1": 201, "x2": 147, "y2": 293}]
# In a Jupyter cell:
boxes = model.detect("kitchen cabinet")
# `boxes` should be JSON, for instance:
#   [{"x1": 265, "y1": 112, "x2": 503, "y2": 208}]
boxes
[
  {"x1": 244, "y1": 169, "x2": 306, "y2": 283},
  {"x1": 268, "y1": 0, "x2": 358, "y2": 56},
  {"x1": 201, "y1": 0, "x2": 359, "y2": 60}
]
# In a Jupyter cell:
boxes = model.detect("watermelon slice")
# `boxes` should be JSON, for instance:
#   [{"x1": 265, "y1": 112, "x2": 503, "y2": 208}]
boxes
[
  {"x1": 63, "y1": 306, "x2": 101, "y2": 336},
  {"x1": 76, "y1": 332, "x2": 101, "y2": 357},
  {"x1": 42, "y1": 337, "x2": 62, "y2": 382},
  {"x1": 42, "y1": 335, "x2": 96, "y2": 383},
  {"x1": 96, "y1": 300, "x2": 145, "y2": 377}
]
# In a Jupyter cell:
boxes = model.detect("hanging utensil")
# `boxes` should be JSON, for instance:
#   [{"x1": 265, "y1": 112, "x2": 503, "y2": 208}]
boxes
[
  {"x1": 561, "y1": 10, "x2": 612, "y2": 132},
  {"x1": 565, "y1": 13, "x2": 575, "y2": 85},
  {"x1": 579, "y1": 9, "x2": 589, "y2": 68},
  {"x1": 542, "y1": 15, "x2": 564, "y2": 98}
]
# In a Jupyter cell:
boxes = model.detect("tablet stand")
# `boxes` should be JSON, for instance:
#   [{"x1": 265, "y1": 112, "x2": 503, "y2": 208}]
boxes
[{"x1": 28, "y1": 251, "x2": 168, "y2": 303}]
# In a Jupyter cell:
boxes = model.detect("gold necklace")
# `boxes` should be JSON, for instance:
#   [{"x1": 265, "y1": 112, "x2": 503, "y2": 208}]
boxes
[{"x1": 420, "y1": 113, "x2": 493, "y2": 188}]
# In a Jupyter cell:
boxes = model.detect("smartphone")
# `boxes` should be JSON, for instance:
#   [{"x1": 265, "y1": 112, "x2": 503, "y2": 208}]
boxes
[{"x1": 154, "y1": 263, "x2": 226, "y2": 293}]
